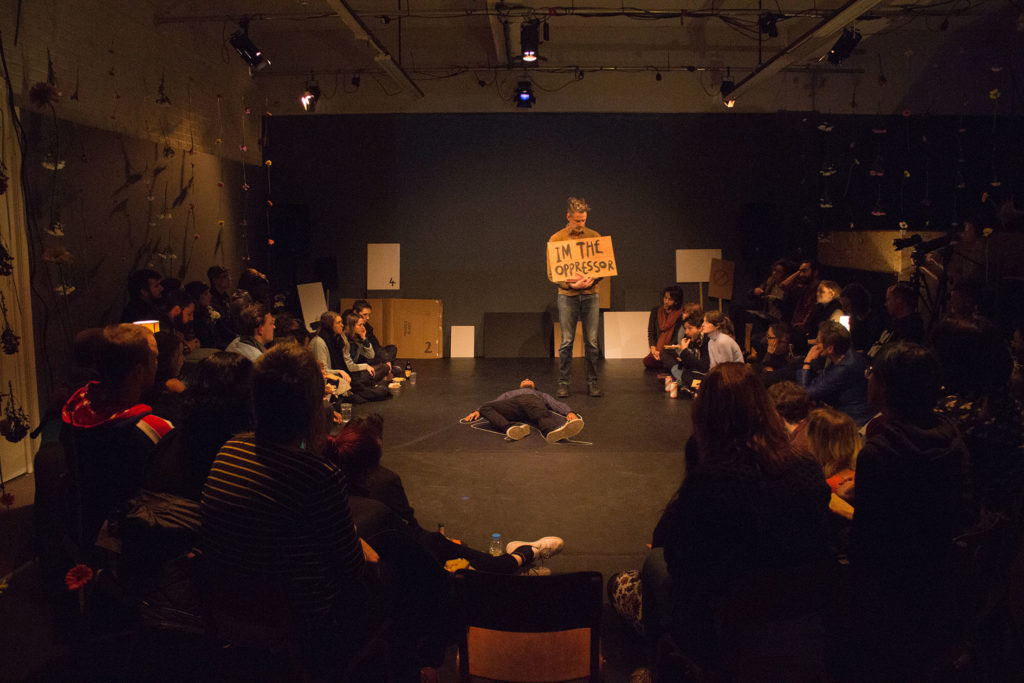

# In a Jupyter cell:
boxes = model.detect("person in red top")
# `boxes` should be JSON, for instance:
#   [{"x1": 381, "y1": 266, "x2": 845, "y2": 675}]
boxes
[{"x1": 60, "y1": 323, "x2": 174, "y2": 547}]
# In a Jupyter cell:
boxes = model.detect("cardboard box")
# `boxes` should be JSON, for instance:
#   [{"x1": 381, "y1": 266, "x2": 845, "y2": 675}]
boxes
[{"x1": 363, "y1": 298, "x2": 443, "y2": 359}]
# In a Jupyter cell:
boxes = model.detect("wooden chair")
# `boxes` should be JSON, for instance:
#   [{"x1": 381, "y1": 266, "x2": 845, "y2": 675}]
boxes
[{"x1": 452, "y1": 570, "x2": 602, "y2": 683}]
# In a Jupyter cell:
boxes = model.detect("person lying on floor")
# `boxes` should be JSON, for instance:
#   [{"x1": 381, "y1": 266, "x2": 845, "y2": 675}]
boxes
[{"x1": 462, "y1": 378, "x2": 584, "y2": 443}]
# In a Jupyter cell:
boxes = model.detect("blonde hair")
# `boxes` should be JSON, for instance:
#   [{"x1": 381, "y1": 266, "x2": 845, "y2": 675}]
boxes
[
  {"x1": 567, "y1": 197, "x2": 590, "y2": 214},
  {"x1": 805, "y1": 407, "x2": 861, "y2": 477}
]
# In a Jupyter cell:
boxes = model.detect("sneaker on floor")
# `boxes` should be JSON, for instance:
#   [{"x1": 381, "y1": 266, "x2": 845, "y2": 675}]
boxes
[
  {"x1": 517, "y1": 565, "x2": 552, "y2": 576},
  {"x1": 544, "y1": 421, "x2": 573, "y2": 443},
  {"x1": 562, "y1": 417, "x2": 585, "y2": 440},
  {"x1": 588, "y1": 381, "x2": 602, "y2": 397},
  {"x1": 505, "y1": 423, "x2": 531, "y2": 441},
  {"x1": 506, "y1": 536, "x2": 564, "y2": 560},
  {"x1": 556, "y1": 382, "x2": 570, "y2": 398}
]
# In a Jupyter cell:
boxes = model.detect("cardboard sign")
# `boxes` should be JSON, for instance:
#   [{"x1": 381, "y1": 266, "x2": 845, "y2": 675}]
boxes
[
  {"x1": 547, "y1": 235, "x2": 618, "y2": 283},
  {"x1": 675, "y1": 248, "x2": 722, "y2": 283},
  {"x1": 708, "y1": 258, "x2": 735, "y2": 301}
]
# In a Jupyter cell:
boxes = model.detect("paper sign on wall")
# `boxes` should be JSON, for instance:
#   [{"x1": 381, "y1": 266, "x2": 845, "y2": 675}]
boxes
[
  {"x1": 367, "y1": 243, "x2": 400, "y2": 290},
  {"x1": 546, "y1": 235, "x2": 618, "y2": 283}
]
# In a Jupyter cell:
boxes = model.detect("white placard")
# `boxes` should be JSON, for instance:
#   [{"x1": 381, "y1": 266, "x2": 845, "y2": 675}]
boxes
[
  {"x1": 603, "y1": 311, "x2": 652, "y2": 359},
  {"x1": 675, "y1": 249, "x2": 722, "y2": 283},
  {"x1": 296, "y1": 282, "x2": 328, "y2": 332},
  {"x1": 450, "y1": 326, "x2": 475, "y2": 358},
  {"x1": 368, "y1": 243, "x2": 400, "y2": 290}
]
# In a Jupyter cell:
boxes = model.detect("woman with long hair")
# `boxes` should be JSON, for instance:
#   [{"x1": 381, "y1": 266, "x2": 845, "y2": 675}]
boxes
[
  {"x1": 310, "y1": 311, "x2": 352, "y2": 396},
  {"x1": 641, "y1": 363, "x2": 831, "y2": 669},
  {"x1": 700, "y1": 310, "x2": 744, "y2": 370}
]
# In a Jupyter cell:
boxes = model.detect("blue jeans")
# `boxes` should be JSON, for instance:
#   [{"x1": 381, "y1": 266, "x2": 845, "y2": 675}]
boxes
[{"x1": 557, "y1": 292, "x2": 600, "y2": 383}]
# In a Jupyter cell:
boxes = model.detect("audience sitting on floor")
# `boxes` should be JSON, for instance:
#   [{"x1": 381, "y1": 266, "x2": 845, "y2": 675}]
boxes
[
  {"x1": 224, "y1": 302, "x2": 275, "y2": 362},
  {"x1": 804, "y1": 279, "x2": 845, "y2": 343},
  {"x1": 750, "y1": 320, "x2": 798, "y2": 385},
  {"x1": 643, "y1": 286, "x2": 684, "y2": 371},
  {"x1": 59, "y1": 323, "x2": 175, "y2": 548},
  {"x1": 162, "y1": 288, "x2": 200, "y2": 354},
  {"x1": 839, "y1": 282, "x2": 883, "y2": 354},
  {"x1": 798, "y1": 320, "x2": 872, "y2": 426},
  {"x1": 780, "y1": 259, "x2": 821, "y2": 346},
  {"x1": 121, "y1": 268, "x2": 168, "y2": 327},
  {"x1": 867, "y1": 282, "x2": 925, "y2": 358},
  {"x1": 851, "y1": 341, "x2": 975, "y2": 679},
  {"x1": 767, "y1": 380, "x2": 812, "y2": 437},
  {"x1": 353, "y1": 299, "x2": 399, "y2": 366}
]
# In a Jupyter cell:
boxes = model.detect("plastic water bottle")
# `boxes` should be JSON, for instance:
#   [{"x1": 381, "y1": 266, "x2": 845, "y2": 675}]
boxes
[{"x1": 488, "y1": 532, "x2": 503, "y2": 556}]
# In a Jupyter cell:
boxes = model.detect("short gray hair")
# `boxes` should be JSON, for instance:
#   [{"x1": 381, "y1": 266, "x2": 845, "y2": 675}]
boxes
[{"x1": 567, "y1": 197, "x2": 590, "y2": 214}]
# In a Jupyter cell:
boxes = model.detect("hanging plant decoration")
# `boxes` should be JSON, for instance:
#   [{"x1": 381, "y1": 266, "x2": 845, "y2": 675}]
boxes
[
  {"x1": 0, "y1": 240, "x2": 13, "y2": 276},
  {"x1": 0, "y1": 291, "x2": 19, "y2": 355},
  {"x1": 0, "y1": 161, "x2": 8, "y2": 195},
  {"x1": 155, "y1": 74, "x2": 172, "y2": 106},
  {"x1": 0, "y1": 382, "x2": 30, "y2": 443}
]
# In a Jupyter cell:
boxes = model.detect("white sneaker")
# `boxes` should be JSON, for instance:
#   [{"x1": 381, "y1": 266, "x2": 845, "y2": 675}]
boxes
[
  {"x1": 544, "y1": 418, "x2": 584, "y2": 444},
  {"x1": 506, "y1": 536, "x2": 564, "y2": 560},
  {"x1": 517, "y1": 565, "x2": 552, "y2": 576},
  {"x1": 506, "y1": 423, "x2": 530, "y2": 440}
]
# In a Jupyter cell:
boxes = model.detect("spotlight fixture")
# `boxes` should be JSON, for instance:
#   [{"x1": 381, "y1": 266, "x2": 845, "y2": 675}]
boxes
[
  {"x1": 300, "y1": 79, "x2": 321, "y2": 112},
  {"x1": 826, "y1": 27, "x2": 862, "y2": 65},
  {"x1": 720, "y1": 68, "x2": 736, "y2": 107},
  {"x1": 520, "y1": 20, "x2": 540, "y2": 63},
  {"x1": 515, "y1": 81, "x2": 535, "y2": 108},
  {"x1": 229, "y1": 19, "x2": 270, "y2": 74},
  {"x1": 758, "y1": 13, "x2": 779, "y2": 37}
]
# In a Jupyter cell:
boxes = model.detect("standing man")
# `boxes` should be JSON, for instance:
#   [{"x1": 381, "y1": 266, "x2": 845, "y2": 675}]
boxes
[{"x1": 549, "y1": 197, "x2": 603, "y2": 398}]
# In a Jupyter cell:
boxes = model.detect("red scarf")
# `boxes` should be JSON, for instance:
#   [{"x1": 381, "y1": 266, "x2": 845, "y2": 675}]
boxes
[{"x1": 656, "y1": 307, "x2": 683, "y2": 350}]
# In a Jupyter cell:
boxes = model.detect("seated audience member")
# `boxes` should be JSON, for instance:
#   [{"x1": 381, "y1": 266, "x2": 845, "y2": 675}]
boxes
[
  {"x1": 800, "y1": 407, "x2": 859, "y2": 516},
  {"x1": 932, "y1": 316, "x2": 1024, "y2": 516},
  {"x1": 839, "y1": 282, "x2": 883, "y2": 355},
  {"x1": 353, "y1": 300, "x2": 398, "y2": 366},
  {"x1": 60, "y1": 323, "x2": 174, "y2": 547},
  {"x1": 326, "y1": 415, "x2": 564, "y2": 575},
  {"x1": 851, "y1": 342, "x2": 972, "y2": 679},
  {"x1": 121, "y1": 268, "x2": 168, "y2": 327},
  {"x1": 643, "y1": 286, "x2": 684, "y2": 371},
  {"x1": 310, "y1": 311, "x2": 352, "y2": 397},
  {"x1": 701, "y1": 311, "x2": 744, "y2": 369},
  {"x1": 620, "y1": 364, "x2": 831, "y2": 669},
  {"x1": 798, "y1": 321, "x2": 872, "y2": 426},
  {"x1": 767, "y1": 381, "x2": 812, "y2": 437},
  {"x1": 199, "y1": 344, "x2": 376, "y2": 652},
  {"x1": 162, "y1": 289, "x2": 199, "y2": 354},
  {"x1": 779, "y1": 259, "x2": 820, "y2": 340},
  {"x1": 184, "y1": 280, "x2": 226, "y2": 349},
  {"x1": 224, "y1": 302, "x2": 275, "y2": 362},
  {"x1": 207, "y1": 265, "x2": 236, "y2": 340},
  {"x1": 804, "y1": 279, "x2": 844, "y2": 341},
  {"x1": 236, "y1": 267, "x2": 271, "y2": 307},
  {"x1": 665, "y1": 313, "x2": 708, "y2": 396},
  {"x1": 144, "y1": 331, "x2": 187, "y2": 423},
  {"x1": 867, "y1": 283, "x2": 924, "y2": 359},
  {"x1": 146, "y1": 352, "x2": 254, "y2": 500},
  {"x1": 747, "y1": 258, "x2": 789, "y2": 323},
  {"x1": 342, "y1": 309, "x2": 382, "y2": 379},
  {"x1": 752, "y1": 321, "x2": 798, "y2": 386}
]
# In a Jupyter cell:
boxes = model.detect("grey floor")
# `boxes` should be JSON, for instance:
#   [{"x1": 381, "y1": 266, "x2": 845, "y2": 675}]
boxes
[{"x1": 362, "y1": 357, "x2": 694, "y2": 679}]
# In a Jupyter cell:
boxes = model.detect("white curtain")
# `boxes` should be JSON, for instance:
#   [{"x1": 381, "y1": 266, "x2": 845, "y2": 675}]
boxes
[{"x1": 0, "y1": 94, "x2": 41, "y2": 480}]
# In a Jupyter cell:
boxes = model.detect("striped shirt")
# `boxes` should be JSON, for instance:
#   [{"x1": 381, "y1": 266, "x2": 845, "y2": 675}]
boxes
[{"x1": 199, "y1": 435, "x2": 365, "y2": 622}]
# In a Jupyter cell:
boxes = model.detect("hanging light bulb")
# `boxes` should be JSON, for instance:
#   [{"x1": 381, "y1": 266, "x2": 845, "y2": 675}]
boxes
[
  {"x1": 300, "y1": 79, "x2": 321, "y2": 112},
  {"x1": 520, "y1": 21, "x2": 540, "y2": 63}
]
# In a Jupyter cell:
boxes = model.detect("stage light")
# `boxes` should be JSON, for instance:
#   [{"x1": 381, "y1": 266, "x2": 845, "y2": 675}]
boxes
[
  {"x1": 759, "y1": 13, "x2": 779, "y2": 37},
  {"x1": 515, "y1": 81, "x2": 535, "y2": 108},
  {"x1": 827, "y1": 27, "x2": 862, "y2": 65},
  {"x1": 229, "y1": 19, "x2": 270, "y2": 74},
  {"x1": 300, "y1": 79, "x2": 320, "y2": 112},
  {"x1": 521, "y1": 21, "x2": 540, "y2": 63},
  {"x1": 720, "y1": 68, "x2": 735, "y2": 100}
]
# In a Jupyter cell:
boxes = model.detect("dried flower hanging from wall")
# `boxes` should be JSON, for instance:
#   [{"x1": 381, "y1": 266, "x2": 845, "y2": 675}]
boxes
[
  {"x1": 0, "y1": 382, "x2": 30, "y2": 443},
  {"x1": 0, "y1": 291, "x2": 18, "y2": 355},
  {"x1": 0, "y1": 241, "x2": 12, "y2": 276}
]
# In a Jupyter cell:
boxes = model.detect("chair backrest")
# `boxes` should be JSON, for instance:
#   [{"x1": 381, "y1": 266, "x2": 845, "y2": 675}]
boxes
[{"x1": 453, "y1": 570, "x2": 602, "y2": 683}]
